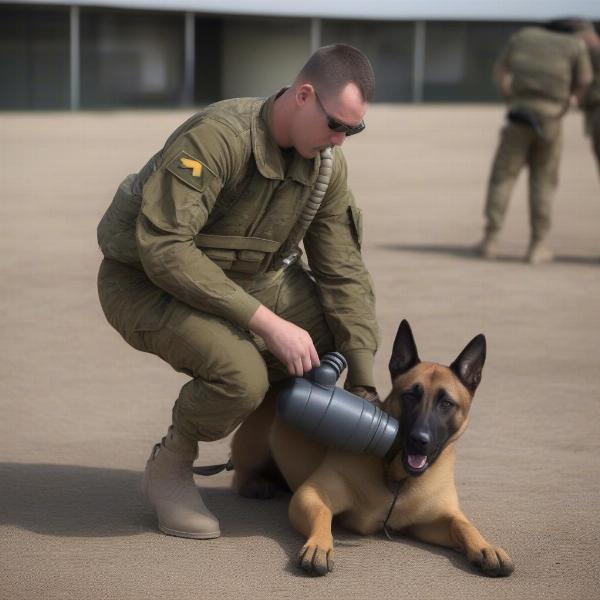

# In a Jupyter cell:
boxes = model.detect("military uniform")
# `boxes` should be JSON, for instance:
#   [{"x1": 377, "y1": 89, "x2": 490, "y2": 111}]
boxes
[
  {"x1": 97, "y1": 92, "x2": 379, "y2": 443},
  {"x1": 482, "y1": 27, "x2": 592, "y2": 251},
  {"x1": 582, "y1": 45, "x2": 600, "y2": 176}
]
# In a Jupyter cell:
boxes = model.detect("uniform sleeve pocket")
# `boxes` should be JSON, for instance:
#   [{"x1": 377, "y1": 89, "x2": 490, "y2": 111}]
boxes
[{"x1": 348, "y1": 204, "x2": 363, "y2": 249}]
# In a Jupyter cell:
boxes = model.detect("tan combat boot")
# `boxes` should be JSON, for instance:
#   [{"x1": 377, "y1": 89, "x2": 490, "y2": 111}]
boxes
[
  {"x1": 473, "y1": 231, "x2": 499, "y2": 259},
  {"x1": 526, "y1": 239, "x2": 554, "y2": 264},
  {"x1": 141, "y1": 427, "x2": 220, "y2": 539}
]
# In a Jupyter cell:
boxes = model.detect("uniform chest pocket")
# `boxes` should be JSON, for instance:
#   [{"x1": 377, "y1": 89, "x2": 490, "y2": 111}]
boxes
[{"x1": 194, "y1": 233, "x2": 281, "y2": 274}]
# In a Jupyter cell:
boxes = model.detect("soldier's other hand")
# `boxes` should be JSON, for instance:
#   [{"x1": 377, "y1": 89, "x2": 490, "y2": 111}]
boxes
[
  {"x1": 248, "y1": 305, "x2": 320, "y2": 376},
  {"x1": 348, "y1": 386, "x2": 380, "y2": 404}
]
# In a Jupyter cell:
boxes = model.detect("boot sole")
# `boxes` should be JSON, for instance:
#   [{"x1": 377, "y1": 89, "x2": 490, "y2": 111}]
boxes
[{"x1": 158, "y1": 524, "x2": 221, "y2": 539}]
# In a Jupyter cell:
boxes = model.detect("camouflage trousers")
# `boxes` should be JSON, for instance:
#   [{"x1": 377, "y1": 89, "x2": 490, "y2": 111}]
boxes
[
  {"x1": 484, "y1": 119, "x2": 562, "y2": 241},
  {"x1": 97, "y1": 259, "x2": 333, "y2": 442}
]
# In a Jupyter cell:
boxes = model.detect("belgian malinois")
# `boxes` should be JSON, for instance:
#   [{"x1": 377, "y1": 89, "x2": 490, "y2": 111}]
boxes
[{"x1": 230, "y1": 320, "x2": 514, "y2": 577}]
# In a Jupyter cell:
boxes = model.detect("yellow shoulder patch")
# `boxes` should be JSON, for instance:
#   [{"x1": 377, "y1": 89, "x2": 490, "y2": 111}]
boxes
[
  {"x1": 166, "y1": 151, "x2": 217, "y2": 193},
  {"x1": 180, "y1": 157, "x2": 203, "y2": 177}
]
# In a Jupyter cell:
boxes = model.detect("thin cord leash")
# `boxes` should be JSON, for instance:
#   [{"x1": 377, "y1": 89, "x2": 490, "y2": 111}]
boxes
[
  {"x1": 383, "y1": 479, "x2": 404, "y2": 541},
  {"x1": 192, "y1": 460, "x2": 234, "y2": 476}
]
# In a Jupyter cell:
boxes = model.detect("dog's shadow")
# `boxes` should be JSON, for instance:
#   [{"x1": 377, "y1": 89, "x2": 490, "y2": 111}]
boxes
[
  {"x1": 0, "y1": 462, "x2": 478, "y2": 577},
  {"x1": 383, "y1": 532, "x2": 484, "y2": 577}
]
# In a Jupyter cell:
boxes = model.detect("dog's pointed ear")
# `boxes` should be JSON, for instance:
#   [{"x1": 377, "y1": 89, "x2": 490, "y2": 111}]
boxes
[
  {"x1": 389, "y1": 320, "x2": 420, "y2": 380},
  {"x1": 450, "y1": 334, "x2": 486, "y2": 395}
]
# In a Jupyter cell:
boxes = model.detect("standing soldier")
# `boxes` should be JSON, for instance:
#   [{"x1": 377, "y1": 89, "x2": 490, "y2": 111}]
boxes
[
  {"x1": 96, "y1": 45, "x2": 379, "y2": 540},
  {"x1": 580, "y1": 23, "x2": 600, "y2": 177},
  {"x1": 475, "y1": 19, "x2": 592, "y2": 263}
]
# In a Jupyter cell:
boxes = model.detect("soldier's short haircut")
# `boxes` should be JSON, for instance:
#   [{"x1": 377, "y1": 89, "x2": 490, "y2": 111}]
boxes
[
  {"x1": 296, "y1": 44, "x2": 375, "y2": 102},
  {"x1": 545, "y1": 18, "x2": 594, "y2": 34}
]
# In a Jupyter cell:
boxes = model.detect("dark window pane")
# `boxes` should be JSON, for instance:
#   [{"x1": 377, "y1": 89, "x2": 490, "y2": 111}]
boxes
[
  {"x1": 195, "y1": 18, "x2": 223, "y2": 104},
  {"x1": 80, "y1": 8, "x2": 184, "y2": 108},
  {"x1": 220, "y1": 16, "x2": 310, "y2": 99},
  {"x1": 423, "y1": 21, "x2": 524, "y2": 102},
  {"x1": 322, "y1": 20, "x2": 415, "y2": 102},
  {"x1": 0, "y1": 6, "x2": 69, "y2": 110}
]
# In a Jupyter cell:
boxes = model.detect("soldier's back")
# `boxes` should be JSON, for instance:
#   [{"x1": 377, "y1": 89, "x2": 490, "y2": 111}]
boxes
[{"x1": 508, "y1": 26, "x2": 586, "y2": 117}]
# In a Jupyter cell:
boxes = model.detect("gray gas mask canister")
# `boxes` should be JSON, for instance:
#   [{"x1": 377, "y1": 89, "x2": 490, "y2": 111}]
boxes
[{"x1": 277, "y1": 353, "x2": 401, "y2": 459}]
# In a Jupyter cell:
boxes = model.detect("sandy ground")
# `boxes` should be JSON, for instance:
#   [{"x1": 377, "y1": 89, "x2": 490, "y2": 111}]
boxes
[{"x1": 1, "y1": 104, "x2": 599, "y2": 600}]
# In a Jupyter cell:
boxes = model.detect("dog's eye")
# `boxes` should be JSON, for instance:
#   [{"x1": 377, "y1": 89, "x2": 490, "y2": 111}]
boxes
[
  {"x1": 440, "y1": 399, "x2": 455, "y2": 410},
  {"x1": 401, "y1": 392, "x2": 418, "y2": 403}
]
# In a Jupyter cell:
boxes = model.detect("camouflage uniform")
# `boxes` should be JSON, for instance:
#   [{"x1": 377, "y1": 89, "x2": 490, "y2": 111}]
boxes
[
  {"x1": 582, "y1": 45, "x2": 600, "y2": 176},
  {"x1": 483, "y1": 27, "x2": 592, "y2": 247},
  {"x1": 97, "y1": 92, "x2": 379, "y2": 443}
]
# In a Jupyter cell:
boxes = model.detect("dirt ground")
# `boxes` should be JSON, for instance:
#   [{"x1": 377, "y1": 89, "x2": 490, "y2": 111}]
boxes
[{"x1": 1, "y1": 104, "x2": 599, "y2": 600}]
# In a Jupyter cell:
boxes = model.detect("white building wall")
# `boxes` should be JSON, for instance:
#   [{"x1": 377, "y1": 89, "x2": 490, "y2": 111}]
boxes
[{"x1": 14, "y1": 0, "x2": 600, "y2": 21}]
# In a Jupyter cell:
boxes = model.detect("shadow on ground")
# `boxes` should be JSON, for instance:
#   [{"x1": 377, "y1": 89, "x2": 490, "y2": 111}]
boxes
[
  {"x1": 378, "y1": 243, "x2": 599, "y2": 265},
  {"x1": 0, "y1": 462, "x2": 154, "y2": 537},
  {"x1": 0, "y1": 463, "x2": 295, "y2": 541},
  {"x1": 0, "y1": 462, "x2": 476, "y2": 577}
]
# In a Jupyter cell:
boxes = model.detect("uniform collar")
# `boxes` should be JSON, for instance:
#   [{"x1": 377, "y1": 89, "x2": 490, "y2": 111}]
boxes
[{"x1": 251, "y1": 89, "x2": 320, "y2": 186}]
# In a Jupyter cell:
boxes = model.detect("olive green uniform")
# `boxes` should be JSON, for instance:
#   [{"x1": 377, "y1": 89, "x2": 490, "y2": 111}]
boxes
[
  {"x1": 97, "y1": 93, "x2": 379, "y2": 442},
  {"x1": 582, "y1": 45, "x2": 600, "y2": 176},
  {"x1": 484, "y1": 27, "x2": 592, "y2": 241}
]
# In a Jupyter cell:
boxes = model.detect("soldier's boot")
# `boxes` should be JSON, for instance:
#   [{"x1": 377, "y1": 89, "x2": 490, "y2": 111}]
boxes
[
  {"x1": 525, "y1": 239, "x2": 554, "y2": 264},
  {"x1": 141, "y1": 426, "x2": 220, "y2": 539},
  {"x1": 473, "y1": 231, "x2": 499, "y2": 259}
]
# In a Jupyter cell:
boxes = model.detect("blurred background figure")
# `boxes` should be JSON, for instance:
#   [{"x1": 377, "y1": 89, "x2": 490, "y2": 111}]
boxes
[
  {"x1": 474, "y1": 19, "x2": 592, "y2": 264},
  {"x1": 579, "y1": 23, "x2": 600, "y2": 178}
]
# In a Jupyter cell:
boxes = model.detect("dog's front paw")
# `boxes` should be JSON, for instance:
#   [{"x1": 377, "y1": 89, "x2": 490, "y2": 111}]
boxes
[
  {"x1": 297, "y1": 540, "x2": 334, "y2": 576},
  {"x1": 469, "y1": 545, "x2": 514, "y2": 577}
]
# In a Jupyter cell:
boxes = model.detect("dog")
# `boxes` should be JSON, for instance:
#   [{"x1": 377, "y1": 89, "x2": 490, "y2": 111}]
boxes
[{"x1": 230, "y1": 320, "x2": 514, "y2": 577}]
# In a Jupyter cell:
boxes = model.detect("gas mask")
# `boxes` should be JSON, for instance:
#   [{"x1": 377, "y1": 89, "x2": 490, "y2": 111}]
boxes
[{"x1": 277, "y1": 353, "x2": 400, "y2": 459}]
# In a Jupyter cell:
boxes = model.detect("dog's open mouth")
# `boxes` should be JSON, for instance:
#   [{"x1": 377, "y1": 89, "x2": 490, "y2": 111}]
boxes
[{"x1": 406, "y1": 454, "x2": 428, "y2": 473}]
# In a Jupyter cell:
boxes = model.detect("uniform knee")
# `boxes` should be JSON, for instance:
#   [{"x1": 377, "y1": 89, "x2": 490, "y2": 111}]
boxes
[
  {"x1": 174, "y1": 362, "x2": 270, "y2": 441},
  {"x1": 228, "y1": 364, "x2": 270, "y2": 415}
]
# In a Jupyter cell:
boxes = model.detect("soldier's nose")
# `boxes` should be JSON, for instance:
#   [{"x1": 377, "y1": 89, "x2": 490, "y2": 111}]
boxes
[{"x1": 409, "y1": 430, "x2": 431, "y2": 450}]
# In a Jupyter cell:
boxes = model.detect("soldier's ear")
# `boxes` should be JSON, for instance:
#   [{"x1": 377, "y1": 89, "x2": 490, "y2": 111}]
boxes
[
  {"x1": 450, "y1": 334, "x2": 486, "y2": 395},
  {"x1": 389, "y1": 320, "x2": 420, "y2": 380}
]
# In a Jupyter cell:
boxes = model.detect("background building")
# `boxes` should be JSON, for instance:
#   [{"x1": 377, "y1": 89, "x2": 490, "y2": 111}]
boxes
[{"x1": 1, "y1": 0, "x2": 599, "y2": 110}]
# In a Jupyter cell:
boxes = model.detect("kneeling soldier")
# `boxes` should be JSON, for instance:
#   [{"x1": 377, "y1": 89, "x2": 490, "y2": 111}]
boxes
[{"x1": 96, "y1": 45, "x2": 380, "y2": 538}]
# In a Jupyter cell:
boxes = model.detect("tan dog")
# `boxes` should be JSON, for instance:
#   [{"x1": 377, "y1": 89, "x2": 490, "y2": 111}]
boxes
[{"x1": 231, "y1": 320, "x2": 514, "y2": 577}]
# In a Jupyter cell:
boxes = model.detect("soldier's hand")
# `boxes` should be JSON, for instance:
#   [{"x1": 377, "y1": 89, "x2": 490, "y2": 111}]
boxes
[{"x1": 248, "y1": 305, "x2": 320, "y2": 376}]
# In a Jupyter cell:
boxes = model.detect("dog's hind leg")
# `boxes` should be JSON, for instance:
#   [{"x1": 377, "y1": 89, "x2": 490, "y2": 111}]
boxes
[{"x1": 231, "y1": 384, "x2": 285, "y2": 499}]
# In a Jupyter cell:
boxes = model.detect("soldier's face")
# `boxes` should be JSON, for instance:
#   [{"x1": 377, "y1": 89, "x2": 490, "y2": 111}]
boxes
[{"x1": 293, "y1": 83, "x2": 368, "y2": 158}]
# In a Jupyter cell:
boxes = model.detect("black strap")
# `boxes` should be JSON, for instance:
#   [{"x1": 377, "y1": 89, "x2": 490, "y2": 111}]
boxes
[
  {"x1": 192, "y1": 460, "x2": 234, "y2": 476},
  {"x1": 382, "y1": 479, "x2": 404, "y2": 540}
]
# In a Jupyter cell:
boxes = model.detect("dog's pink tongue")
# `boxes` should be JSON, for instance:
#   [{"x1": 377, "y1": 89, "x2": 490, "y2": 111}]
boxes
[{"x1": 408, "y1": 455, "x2": 427, "y2": 469}]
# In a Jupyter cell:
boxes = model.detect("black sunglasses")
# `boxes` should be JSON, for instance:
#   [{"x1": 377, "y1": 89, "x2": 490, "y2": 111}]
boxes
[{"x1": 314, "y1": 90, "x2": 366, "y2": 136}]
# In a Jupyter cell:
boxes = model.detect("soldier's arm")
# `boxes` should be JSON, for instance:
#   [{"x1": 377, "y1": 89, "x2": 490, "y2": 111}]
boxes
[
  {"x1": 135, "y1": 121, "x2": 261, "y2": 329},
  {"x1": 303, "y1": 149, "x2": 379, "y2": 389}
]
